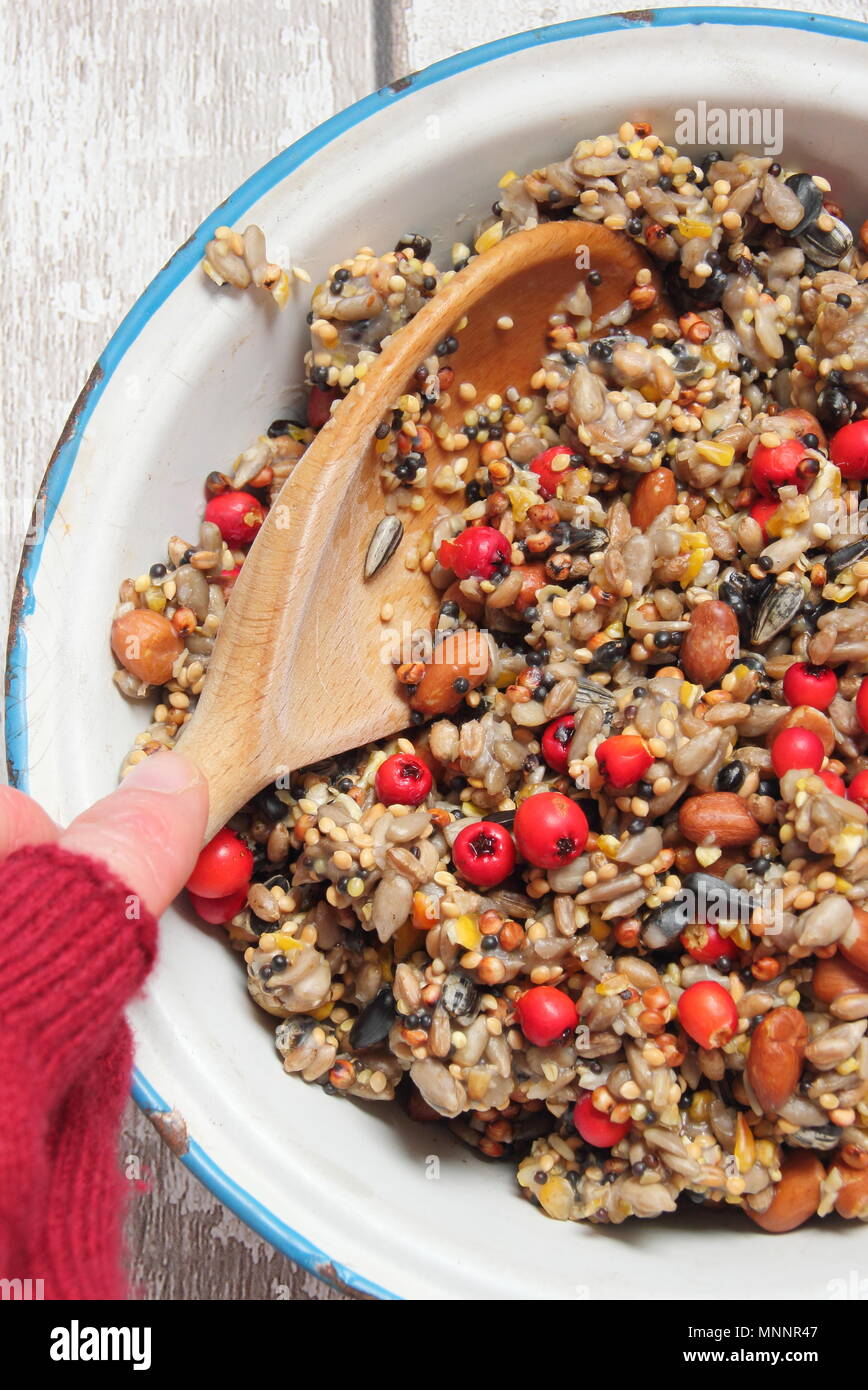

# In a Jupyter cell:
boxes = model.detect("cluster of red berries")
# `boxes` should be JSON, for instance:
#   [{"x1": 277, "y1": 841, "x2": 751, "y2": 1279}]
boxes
[
  {"x1": 452, "y1": 791, "x2": 589, "y2": 889},
  {"x1": 542, "y1": 716, "x2": 654, "y2": 790},
  {"x1": 186, "y1": 827, "x2": 254, "y2": 923},
  {"x1": 769, "y1": 661, "x2": 868, "y2": 811},
  {"x1": 749, "y1": 419, "x2": 868, "y2": 540}
]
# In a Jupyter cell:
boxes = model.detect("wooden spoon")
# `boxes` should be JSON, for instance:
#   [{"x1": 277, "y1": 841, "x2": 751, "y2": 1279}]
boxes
[{"x1": 179, "y1": 220, "x2": 671, "y2": 838}]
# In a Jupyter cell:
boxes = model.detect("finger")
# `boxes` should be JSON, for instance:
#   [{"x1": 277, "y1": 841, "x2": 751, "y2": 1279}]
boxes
[
  {"x1": 60, "y1": 750, "x2": 209, "y2": 917},
  {"x1": 0, "y1": 785, "x2": 60, "y2": 860}
]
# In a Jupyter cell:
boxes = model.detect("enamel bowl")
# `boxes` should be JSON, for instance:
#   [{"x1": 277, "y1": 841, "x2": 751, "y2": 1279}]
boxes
[{"x1": 8, "y1": 9, "x2": 868, "y2": 1300}]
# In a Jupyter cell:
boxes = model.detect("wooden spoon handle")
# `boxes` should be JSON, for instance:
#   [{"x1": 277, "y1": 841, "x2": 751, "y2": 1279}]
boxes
[
  {"x1": 179, "y1": 221, "x2": 665, "y2": 839},
  {"x1": 173, "y1": 709, "x2": 269, "y2": 836}
]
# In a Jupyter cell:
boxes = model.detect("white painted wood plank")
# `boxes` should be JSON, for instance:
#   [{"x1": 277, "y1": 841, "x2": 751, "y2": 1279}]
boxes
[
  {"x1": 1, "y1": 0, "x2": 375, "y2": 627},
  {"x1": 392, "y1": 0, "x2": 868, "y2": 72},
  {"x1": 122, "y1": 1102, "x2": 349, "y2": 1299},
  {"x1": 2, "y1": 0, "x2": 376, "y2": 1302}
]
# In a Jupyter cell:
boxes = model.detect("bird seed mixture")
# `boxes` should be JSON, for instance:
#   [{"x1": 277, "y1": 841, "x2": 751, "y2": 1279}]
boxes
[{"x1": 111, "y1": 121, "x2": 868, "y2": 1231}]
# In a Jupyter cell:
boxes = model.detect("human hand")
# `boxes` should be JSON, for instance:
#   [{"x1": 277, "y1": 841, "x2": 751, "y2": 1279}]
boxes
[{"x1": 0, "y1": 750, "x2": 209, "y2": 914}]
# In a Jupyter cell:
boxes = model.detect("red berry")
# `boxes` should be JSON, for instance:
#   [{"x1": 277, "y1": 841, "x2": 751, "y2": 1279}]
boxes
[
  {"x1": 513, "y1": 791, "x2": 588, "y2": 870},
  {"x1": 188, "y1": 887, "x2": 248, "y2": 924},
  {"x1": 856, "y1": 677, "x2": 868, "y2": 734},
  {"x1": 749, "y1": 497, "x2": 779, "y2": 542},
  {"x1": 573, "y1": 1092, "x2": 630, "y2": 1148},
  {"x1": 308, "y1": 384, "x2": 339, "y2": 429},
  {"x1": 848, "y1": 770, "x2": 868, "y2": 814},
  {"x1": 750, "y1": 437, "x2": 812, "y2": 497},
  {"x1": 819, "y1": 769, "x2": 847, "y2": 798},
  {"x1": 680, "y1": 922, "x2": 734, "y2": 966},
  {"x1": 770, "y1": 726, "x2": 824, "y2": 777},
  {"x1": 529, "y1": 445, "x2": 576, "y2": 499},
  {"x1": 514, "y1": 985, "x2": 578, "y2": 1047},
  {"x1": 595, "y1": 734, "x2": 654, "y2": 789},
  {"x1": 218, "y1": 565, "x2": 242, "y2": 597},
  {"x1": 375, "y1": 753, "x2": 433, "y2": 806},
  {"x1": 452, "y1": 820, "x2": 516, "y2": 889},
  {"x1": 438, "y1": 525, "x2": 511, "y2": 580},
  {"x1": 541, "y1": 715, "x2": 575, "y2": 774},
  {"x1": 782, "y1": 662, "x2": 837, "y2": 712},
  {"x1": 830, "y1": 418, "x2": 868, "y2": 480},
  {"x1": 204, "y1": 491, "x2": 265, "y2": 546},
  {"x1": 187, "y1": 828, "x2": 254, "y2": 898},
  {"x1": 677, "y1": 980, "x2": 739, "y2": 1050}
]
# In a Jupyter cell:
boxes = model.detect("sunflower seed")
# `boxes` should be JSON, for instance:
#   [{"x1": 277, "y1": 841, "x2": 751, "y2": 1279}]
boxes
[
  {"x1": 441, "y1": 972, "x2": 480, "y2": 1025},
  {"x1": 784, "y1": 173, "x2": 824, "y2": 236},
  {"x1": 825, "y1": 537, "x2": 868, "y2": 580},
  {"x1": 681, "y1": 873, "x2": 755, "y2": 925},
  {"x1": 275, "y1": 1015, "x2": 316, "y2": 1053},
  {"x1": 796, "y1": 214, "x2": 854, "y2": 269},
  {"x1": 365, "y1": 515, "x2": 403, "y2": 579},
  {"x1": 783, "y1": 1125, "x2": 840, "y2": 1152},
  {"x1": 565, "y1": 526, "x2": 610, "y2": 554},
  {"x1": 574, "y1": 676, "x2": 617, "y2": 709},
  {"x1": 751, "y1": 581, "x2": 804, "y2": 645},
  {"x1": 641, "y1": 897, "x2": 691, "y2": 949},
  {"x1": 641, "y1": 872, "x2": 754, "y2": 949},
  {"x1": 349, "y1": 987, "x2": 396, "y2": 1049}
]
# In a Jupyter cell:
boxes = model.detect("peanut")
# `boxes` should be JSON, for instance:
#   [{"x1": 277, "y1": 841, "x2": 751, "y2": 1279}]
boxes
[
  {"x1": 410, "y1": 630, "x2": 490, "y2": 717},
  {"x1": 811, "y1": 954, "x2": 868, "y2": 1005},
  {"x1": 680, "y1": 600, "x2": 739, "y2": 686},
  {"x1": 678, "y1": 792, "x2": 761, "y2": 848},
  {"x1": 830, "y1": 1159, "x2": 868, "y2": 1220},
  {"x1": 746, "y1": 1006, "x2": 807, "y2": 1113},
  {"x1": 111, "y1": 609, "x2": 184, "y2": 686},
  {"x1": 840, "y1": 905, "x2": 868, "y2": 974},
  {"x1": 746, "y1": 1151, "x2": 823, "y2": 1233},
  {"x1": 630, "y1": 468, "x2": 676, "y2": 530}
]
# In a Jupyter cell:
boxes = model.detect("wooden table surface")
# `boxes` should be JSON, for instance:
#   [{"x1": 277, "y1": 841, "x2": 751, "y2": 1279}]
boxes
[{"x1": 3, "y1": 0, "x2": 865, "y2": 1301}]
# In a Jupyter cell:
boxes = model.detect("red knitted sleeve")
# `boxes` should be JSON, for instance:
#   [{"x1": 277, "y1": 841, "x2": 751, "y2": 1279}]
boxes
[{"x1": 0, "y1": 842, "x2": 158, "y2": 1300}]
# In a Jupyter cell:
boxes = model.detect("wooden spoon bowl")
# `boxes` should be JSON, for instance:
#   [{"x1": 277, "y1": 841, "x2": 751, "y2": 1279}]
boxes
[{"x1": 179, "y1": 220, "x2": 671, "y2": 838}]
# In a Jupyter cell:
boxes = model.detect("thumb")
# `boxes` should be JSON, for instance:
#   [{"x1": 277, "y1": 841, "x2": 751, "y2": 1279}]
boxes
[{"x1": 60, "y1": 750, "x2": 209, "y2": 917}]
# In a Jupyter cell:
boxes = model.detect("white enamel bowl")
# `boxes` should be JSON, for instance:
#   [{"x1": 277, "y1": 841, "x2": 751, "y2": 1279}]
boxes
[{"x1": 9, "y1": 9, "x2": 868, "y2": 1299}]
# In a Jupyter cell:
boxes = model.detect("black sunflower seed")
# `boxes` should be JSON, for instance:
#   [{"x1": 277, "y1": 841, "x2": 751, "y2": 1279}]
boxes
[{"x1": 349, "y1": 988, "x2": 396, "y2": 1050}]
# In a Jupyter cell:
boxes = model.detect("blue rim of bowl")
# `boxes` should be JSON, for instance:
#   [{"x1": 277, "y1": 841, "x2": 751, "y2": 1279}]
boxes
[{"x1": 7, "y1": 6, "x2": 868, "y2": 1301}]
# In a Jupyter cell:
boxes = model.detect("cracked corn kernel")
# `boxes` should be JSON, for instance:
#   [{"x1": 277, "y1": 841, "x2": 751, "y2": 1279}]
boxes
[
  {"x1": 695, "y1": 440, "x2": 735, "y2": 469},
  {"x1": 596, "y1": 834, "x2": 620, "y2": 859},
  {"x1": 453, "y1": 915, "x2": 482, "y2": 949},
  {"x1": 474, "y1": 222, "x2": 504, "y2": 254},
  {"x1": 734, "y1": 1114, "x2": 756, "y2": 1174},
  {"x1": 538, "y1": 1176, "x2": 573, "y2": 1220},
  {"x1": 677, "y1": 215, "x2": 713, "y2": 239}
]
